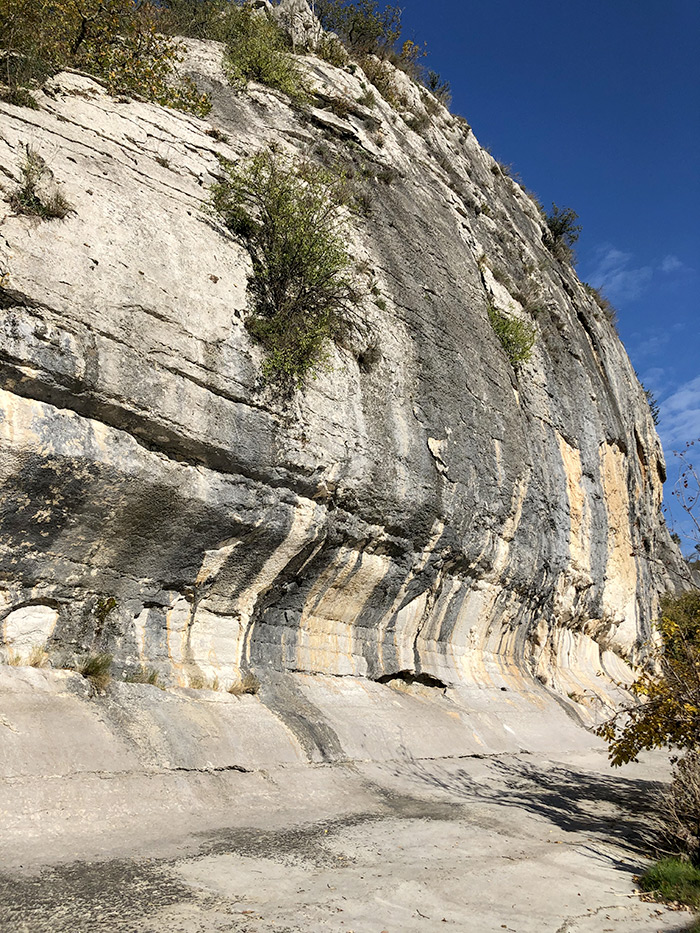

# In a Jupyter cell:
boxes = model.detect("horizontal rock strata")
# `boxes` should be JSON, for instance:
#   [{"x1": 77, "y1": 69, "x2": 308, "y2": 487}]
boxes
[{"x1": 0, "y1": 24, "x2": 682, "y2": 708}]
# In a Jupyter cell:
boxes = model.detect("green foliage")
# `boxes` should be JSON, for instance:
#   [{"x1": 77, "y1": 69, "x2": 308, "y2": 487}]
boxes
[
  {"x1": 9, "y1": 146, "x2": 72, "y2": 220},
  {"x1": 315, "y1": 0, "x2": 401, "y2": 57},
  {"x1": 545, "y1": 202, "x2": 581, "y2": 263},
  {"x1": 405, "y1": 110, "x2": 429, "y2": 135},
  {"x1": 426, "y1": 69, "x2": 451, "y2": 108},
  {"x1": 643, "y1": 384, "x2": 661, "y2": 426},
  {"x1": 218, "y1": 5, "x2": 307, "y2": 101},
  {"x1": 597, "y1": 592, "x2": 700, "y2": 766},
  {"x1": 94, "y1": 595, "x2": 117, "y2": 624},
  {"x1": 0, "y1": 0, "x2": 210, "y2": 115},
  {"x1": 157, "y1": 0, "x2": 226, "y2": 39},
  {"x1": 0, "y1": 85, "x2": 38, "y2": 107},
  {"x1": 210, "y1": 149, "x2": 358, "y2": 388},
  {"x1": 316, "y1": 34, "x2": 349, "y2": 68},
  {"x1": 359, "y1": 55, "x2": 403, "y2": 108},
  {"x1": 638, "y1": 857, "x2": 700, "y2": 908},
  {"x1": 356, "y1": 87, "x2": 377, "y2": 108},
  {"x1": 78, "y1": 652, "x2": 113, "y2": 690},
  {"x1": 487, "y1": 304, "x2": 536, "y2": 369}
]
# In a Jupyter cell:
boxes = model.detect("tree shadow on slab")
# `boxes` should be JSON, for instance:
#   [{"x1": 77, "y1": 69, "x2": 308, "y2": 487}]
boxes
[{"x1": 395, "y1": 756, "x2": 666, "y2": 872}]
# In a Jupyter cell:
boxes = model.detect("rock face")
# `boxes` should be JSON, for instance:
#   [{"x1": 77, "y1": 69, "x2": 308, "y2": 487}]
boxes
[{"x1": 0, "y1": 19, "x2": 682, "y2": 704}]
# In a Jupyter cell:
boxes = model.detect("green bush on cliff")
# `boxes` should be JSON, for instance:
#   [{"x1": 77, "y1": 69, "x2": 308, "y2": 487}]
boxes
[
  {"x1": 487, "y1": 304, "x2": 536, "y2": 369},
  {"x1": 544, "y1": 202, "x2": 581, "y2": 264},
  {"x1": 218, "y1": 5, "x2": 307, "y2": 101},
  {"x1": 0, "y1": 0, "x2": 210, "y2": 115},
  {"x1": 315, "y1": 0, "x2": 402, "y2": 58},
  {"x1": 210, "y1": 149, "x2": 358, "y2": 388}
]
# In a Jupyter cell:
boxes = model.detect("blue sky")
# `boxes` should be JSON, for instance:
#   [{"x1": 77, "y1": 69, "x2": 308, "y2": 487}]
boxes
[{"x1": 398, "y1": 0, "x2": 700, "y2": 552}]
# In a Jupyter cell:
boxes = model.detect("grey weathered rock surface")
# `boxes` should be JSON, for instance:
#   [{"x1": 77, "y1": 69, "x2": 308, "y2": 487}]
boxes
[
  {"x1": 0, "y1": 40, "x2": 682, "y2": 698},
  {"x1": 0, "y1": 666, "x2": 688, "y2": 931},
  {"x1": 0, "y1": 13, "x2": 691, "y2": 930}
]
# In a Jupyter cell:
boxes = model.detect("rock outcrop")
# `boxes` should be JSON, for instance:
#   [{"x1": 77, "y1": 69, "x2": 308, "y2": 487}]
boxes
[{"x1": 0, "y1": 14, "x2": 682, "y2": 710}]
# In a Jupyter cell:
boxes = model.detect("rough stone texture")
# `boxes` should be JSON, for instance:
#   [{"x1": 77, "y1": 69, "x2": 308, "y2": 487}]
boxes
[
  {"x1": 0, "y1": 667, "x2": 688, "y2": 932},
  {"x1": 0, "y1": 24, "x2": 685, "y2": 708}
]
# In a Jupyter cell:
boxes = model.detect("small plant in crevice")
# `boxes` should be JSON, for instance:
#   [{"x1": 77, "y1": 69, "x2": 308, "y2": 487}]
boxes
[
  {"x1": 205, "y1": 127, "x2": 230, "y2": 143},
  {"x1": 78, "y1": 653, "x2": 113, "y2": 691},
  {"x1": 405, "y1": 110, "x2": 429, "y2": 135},
  {"x1": 188, "y1": 673, "x2": 219, "y2": 690},
  {"x1": 9, "y1": 146, "x2": 72, "y2": 221},
  {"x1": 582, "y1": 281, "x2": 617, "y2": 326},
  {"x1": 356, "y1": 88, "x2": 377, "y2": 109},
  {"x1": 210, "y1": 149, "x2": 360, "y2": 389},
  {"x1": 487, "y1": 304, "x2": 536, "y2": 369},
  {"x1": 94, "y1": 595, "x2": 118, "y2": 625},
  {"x1": 125, "y1": 665, "x2": 161, "y2": 686},
  {"x1": 228, "y1": 671, "x2": 260, "y2": 696}
]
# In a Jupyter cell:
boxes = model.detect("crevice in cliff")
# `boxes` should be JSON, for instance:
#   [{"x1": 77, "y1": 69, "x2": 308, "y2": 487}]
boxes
[
  {"x1": 375, "y1": 670, "x2": 447, "y2": 689},
  {"x1": 171, "y1": 763, "x2": 252, "y2": 774}
]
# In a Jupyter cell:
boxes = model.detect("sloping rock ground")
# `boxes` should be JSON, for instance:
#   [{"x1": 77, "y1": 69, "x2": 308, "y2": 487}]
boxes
[{"x1": 0, "y1": 667, "x2": 690, "y2": 932}]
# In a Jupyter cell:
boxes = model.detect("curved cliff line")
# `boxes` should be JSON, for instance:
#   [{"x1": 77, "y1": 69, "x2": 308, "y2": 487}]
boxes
[{"x1": 0, "y1": 21, "x2": 683, "y2": 713}]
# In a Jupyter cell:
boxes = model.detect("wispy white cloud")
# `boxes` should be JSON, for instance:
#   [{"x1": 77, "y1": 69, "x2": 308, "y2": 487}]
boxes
[
  {"x1": 630, "y1": 331, "x2": 671, "y2": 360},
  {"x1": 588, "y1": 244, "x2": 653, "y2": 303},
  {"x1": 639, "y1": 366, "x2": 666, "y2": 395},
  {"x1": 661, "y1": 254, "x2": 684, "y2": 274},
  {"x1": 659, "y1": 374, "x2": 700, "y2": 449}
]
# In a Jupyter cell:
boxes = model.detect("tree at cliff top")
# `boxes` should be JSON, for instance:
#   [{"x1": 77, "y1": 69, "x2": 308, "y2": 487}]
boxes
[{"x1": 0, "y1": 0, "x2": 210, "y2": 114}]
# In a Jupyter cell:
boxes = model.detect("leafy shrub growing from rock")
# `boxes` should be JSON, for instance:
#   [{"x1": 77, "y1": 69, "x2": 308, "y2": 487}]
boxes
[
  {"x1": 487, "y1": 304, "x2": 536, "y2": 369},
  {"x1": 426, "y1": 70, "x2": 451, "y2": 108},
  {"x1": 598, "y1": 592, "x2": 700, "y2": 766},
  {"x1": 0, "y1": 0, "x2": 210, "y2": 115},
  {"x1": 218, "y1": 4, "x2": 307, "y2": 101},
  {"x1": 210, "y1": 149, "x2": 358, "y2": 388},
  {"x1": 157, "y1": 0, "x2": 227, "y2": 39},
  {"x1": 315, "y1": 0, "x2": 401, "y2": 58},
  {"x1": 544, "y1": 202, "x2": 581, "y2": 263}
]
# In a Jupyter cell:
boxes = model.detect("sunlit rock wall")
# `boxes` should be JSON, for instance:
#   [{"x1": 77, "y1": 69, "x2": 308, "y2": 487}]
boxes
[{"x1": 0, "y1": 17, "x2": 682, "y2": 700}]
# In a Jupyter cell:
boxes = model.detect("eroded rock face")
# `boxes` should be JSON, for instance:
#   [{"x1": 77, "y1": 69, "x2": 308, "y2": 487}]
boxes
[{"x1": 0, "y1": 28, "x2": 683, "y2": 699}]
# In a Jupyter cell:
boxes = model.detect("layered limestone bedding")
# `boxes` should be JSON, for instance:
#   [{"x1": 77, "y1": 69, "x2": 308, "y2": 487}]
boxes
[{"x1": 0, "y1": 12, "x2": 680, "y2": 707}]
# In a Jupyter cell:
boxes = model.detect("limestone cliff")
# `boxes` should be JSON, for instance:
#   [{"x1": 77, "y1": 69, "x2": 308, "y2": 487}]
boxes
[{"x1": 0, "y1": 7, "x2": 682, "y2": 709}]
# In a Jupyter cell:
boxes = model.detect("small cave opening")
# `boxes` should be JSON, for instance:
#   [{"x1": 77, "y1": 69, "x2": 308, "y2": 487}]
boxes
[{"x1": 375, "y1": 670, "x2": 447, "y2": 689}]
